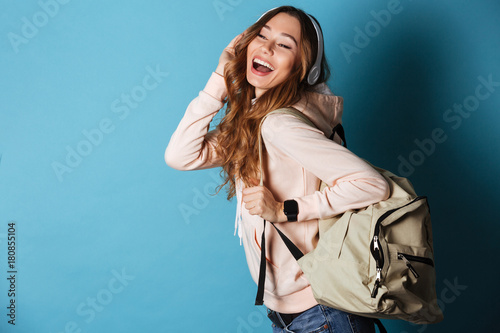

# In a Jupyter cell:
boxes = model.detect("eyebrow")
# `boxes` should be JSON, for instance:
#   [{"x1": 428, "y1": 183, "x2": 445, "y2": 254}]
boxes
[{"x1": 262, "y1": 25, "x2": 298, "y2": 47}]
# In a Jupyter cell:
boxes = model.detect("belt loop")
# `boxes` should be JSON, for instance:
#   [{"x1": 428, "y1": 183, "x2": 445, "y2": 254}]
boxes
[{"x1": 267, "y1": 309, "x2": 287, "y2": 329}]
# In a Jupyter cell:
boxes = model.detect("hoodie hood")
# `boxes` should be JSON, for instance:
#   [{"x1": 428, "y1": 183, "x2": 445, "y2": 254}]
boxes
[{"x1": 292, "y1": 83, "x2": 344, "y2": 138}]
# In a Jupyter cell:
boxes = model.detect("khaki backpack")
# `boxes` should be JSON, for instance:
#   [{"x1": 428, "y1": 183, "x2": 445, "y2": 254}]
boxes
[{"x1": 256, "y1": 108, "x2": 444, "y2": 325}]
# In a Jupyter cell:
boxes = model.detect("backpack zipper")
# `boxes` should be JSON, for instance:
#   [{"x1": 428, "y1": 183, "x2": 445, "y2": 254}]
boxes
[
  {"x1": 372, "y1": 196, "x2": 427, "y2": 238},
  {"x1": 397, "y1": 252, "x2": 435, "y2": 278},
  {"x1": 370, "y1": 235, "x2": 384, "y2": 298},
  {"x1": 369, "y1": 196, "x2": 428, "y2": 298}
]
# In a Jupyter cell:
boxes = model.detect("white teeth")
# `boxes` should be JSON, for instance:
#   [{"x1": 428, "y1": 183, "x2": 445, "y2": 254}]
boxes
[{"x1": 254, "y1": 58, "x2": 275, "y2": 71}]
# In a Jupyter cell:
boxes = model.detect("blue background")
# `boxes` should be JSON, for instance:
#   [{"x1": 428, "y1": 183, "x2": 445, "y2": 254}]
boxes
[{"x1": 1, "y1": 0, "x2": 499, "y2": 332}]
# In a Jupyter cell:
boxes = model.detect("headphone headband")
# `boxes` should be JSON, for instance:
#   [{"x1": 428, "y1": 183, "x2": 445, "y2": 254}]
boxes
[{"x1": 257, "y1": 8, "x2": 323, "y2": 85}]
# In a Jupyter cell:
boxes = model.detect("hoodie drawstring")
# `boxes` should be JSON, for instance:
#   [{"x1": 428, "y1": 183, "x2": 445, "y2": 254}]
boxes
[{"x1": 234, "y1": 178, "x2": 243, "y2": 245}]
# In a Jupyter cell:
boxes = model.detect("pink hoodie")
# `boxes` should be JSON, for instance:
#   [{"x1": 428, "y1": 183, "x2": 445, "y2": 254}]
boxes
[{"x1": 165, "y1": 72, "x2": 390, "y2": 313}]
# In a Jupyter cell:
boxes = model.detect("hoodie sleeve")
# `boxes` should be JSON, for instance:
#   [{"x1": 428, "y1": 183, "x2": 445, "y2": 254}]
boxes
[
  {"x1": 164, "y1": 72, "x2": 226, "y2": 170},
  {"x1": 261, "y1": 113, "x2": 390, "y2": 222}
]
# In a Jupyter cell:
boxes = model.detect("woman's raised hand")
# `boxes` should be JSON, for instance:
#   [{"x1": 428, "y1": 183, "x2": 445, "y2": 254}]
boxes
[{"x1": 215, "y1": 32, "x2": 245, "y2": 76}]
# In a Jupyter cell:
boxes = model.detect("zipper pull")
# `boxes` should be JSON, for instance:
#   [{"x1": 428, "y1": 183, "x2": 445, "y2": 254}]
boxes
[
  {"x1": 373, "y1": 236, "x2": 380, "y2": 251},
  {"x1": 372, "y1": 236, "x2": 382, "y2": 267},
  {"x1": 398, "y1": 253, "x2": 420, "y2": 278},
  {"x1": 371, "y1": 268, "x2": 382, "y2": 298}
]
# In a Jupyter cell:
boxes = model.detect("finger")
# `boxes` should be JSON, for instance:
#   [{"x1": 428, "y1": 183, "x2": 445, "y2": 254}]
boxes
[
  {"x1": 242, "y1": 186, "x2": 265, "y2": 195},
  {"x1": 244, "y1": 198, "x2": 257, "y2": 211},
  {"x1": 247, "y1": 204, "x2": 263, "y2": 217},
  {"x1": 242, "y1": 192, "x2": 264, "y2": 205}
]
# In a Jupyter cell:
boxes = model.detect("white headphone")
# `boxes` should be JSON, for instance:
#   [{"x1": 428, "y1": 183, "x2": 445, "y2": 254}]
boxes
[{"x1": 257, "y1": 8, "x2": 324, "y2": 85}]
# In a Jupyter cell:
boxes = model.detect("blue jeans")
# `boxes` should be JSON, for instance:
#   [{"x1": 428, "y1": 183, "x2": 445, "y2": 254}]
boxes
[{"x1": 269, "y1": 305, "x2": 376, "y2": 333}]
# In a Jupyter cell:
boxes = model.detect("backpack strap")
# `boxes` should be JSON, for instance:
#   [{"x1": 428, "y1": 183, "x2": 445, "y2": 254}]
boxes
[
  {"x1": 271, "y1": 107, "x2": 347, "y2": 149},
  {"x1": 374, "y1": 319, "x2": 388, "y2": 333},
  {"x1": 254, "y1": 107, "x2": 349, "y2": 305},
  {"x1": 331, "y1": 123, "x2": 347, "y2": 148},
  {"x1": 257, "y1": 107, "x2": 314, "y2": 186},
  {"x1": 255, "y1": 108, "x2": 309, "y2": 305}
]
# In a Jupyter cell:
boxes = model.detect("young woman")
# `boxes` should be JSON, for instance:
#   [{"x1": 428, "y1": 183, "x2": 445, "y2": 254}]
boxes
[{"x1": 165, "y1": 6, "x2": 390, "y2": 333}]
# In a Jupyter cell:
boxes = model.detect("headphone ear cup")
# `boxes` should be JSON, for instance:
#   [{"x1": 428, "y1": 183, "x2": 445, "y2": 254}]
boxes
[
  {"x1": 307, "y1": 15, "x2": 323, "y2": 86},
  {"x1": 307, "y1": 66, "x2": 320, "y2": 85}
]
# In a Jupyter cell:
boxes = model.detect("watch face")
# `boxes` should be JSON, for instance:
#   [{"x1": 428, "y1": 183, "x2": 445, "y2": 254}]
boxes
[
  {"x1": 284, "y1": 200, "x2": 298, "y2": 212},
  {"x1": 284, "y1": 200, "x2": 298, "y2": 221}
]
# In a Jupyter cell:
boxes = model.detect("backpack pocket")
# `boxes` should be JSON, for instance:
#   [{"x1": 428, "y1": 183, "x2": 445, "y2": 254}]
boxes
[
  {"x1": 397, "y1": 252, "x2": 434, "y2": 278},
  {"x1": 384, "y1": 243, "x2": 437, "y2": 305}
]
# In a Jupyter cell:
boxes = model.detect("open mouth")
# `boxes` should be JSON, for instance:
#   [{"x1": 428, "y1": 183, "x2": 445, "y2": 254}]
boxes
[{"x1": 252, "y1": 58, "x2": 275, "y2": 73}]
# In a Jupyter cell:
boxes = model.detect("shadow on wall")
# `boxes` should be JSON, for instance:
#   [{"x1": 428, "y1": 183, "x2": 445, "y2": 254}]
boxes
[{"x1": 338, "y1": 6, "x2": 500, "y2": 332}]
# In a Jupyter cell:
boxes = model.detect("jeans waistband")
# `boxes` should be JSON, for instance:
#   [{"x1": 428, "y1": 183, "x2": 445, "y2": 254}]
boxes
[{"x1": 267, "y1": 309, "x2": 305, "y2": 328}]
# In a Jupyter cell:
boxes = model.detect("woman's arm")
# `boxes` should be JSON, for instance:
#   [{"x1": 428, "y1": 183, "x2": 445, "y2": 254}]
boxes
[
  {"x1": 165, "y1": 33, "x2": 244, "y2": 170},
  {"x1": 164, "y1": 73, "x2": 226, "y2": 170},
  {"x1": 260, "y1": 113, "x2": 390, "y2": 221}
]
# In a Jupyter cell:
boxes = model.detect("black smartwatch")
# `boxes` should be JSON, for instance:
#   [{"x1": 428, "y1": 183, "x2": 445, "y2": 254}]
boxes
[{"x1": 283, "y1": 200, "x2": 298, "y2": 222}]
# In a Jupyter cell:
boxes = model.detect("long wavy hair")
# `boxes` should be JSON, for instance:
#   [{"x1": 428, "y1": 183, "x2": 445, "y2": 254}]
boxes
[{"x1": 215, "y1": 6, "x2": 330, "y2": 200}]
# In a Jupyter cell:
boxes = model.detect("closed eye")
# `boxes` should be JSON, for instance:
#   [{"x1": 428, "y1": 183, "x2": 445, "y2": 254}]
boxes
[{"x1": 258, "y1": 33, "x2": 292, "y2": 50}]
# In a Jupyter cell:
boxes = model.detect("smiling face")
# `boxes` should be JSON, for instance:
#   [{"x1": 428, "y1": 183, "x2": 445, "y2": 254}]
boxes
[{"x1": 246, "y1": 13, "x2": 302, "y2": 98}]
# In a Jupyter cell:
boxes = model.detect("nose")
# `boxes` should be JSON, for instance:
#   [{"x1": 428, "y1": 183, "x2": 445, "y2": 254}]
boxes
[{"x1": 260, "y1": 40, "x2": 273, "y2": 54}]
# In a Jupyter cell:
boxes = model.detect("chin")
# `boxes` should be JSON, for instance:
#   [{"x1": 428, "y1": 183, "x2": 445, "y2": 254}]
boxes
[{"x1": 247, "y1": 74, "x2": 273, "y2": 91}]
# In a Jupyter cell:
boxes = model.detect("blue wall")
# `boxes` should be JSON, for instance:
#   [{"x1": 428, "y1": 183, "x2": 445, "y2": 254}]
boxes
[{"x1": 1, "y1": 0, "x2": 499, "y2": 332}]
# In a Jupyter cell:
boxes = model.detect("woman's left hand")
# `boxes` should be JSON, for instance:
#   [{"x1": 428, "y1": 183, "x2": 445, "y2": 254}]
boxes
[{"x1": 242, "y1": 178, "x2": 288, "y2": 223}]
